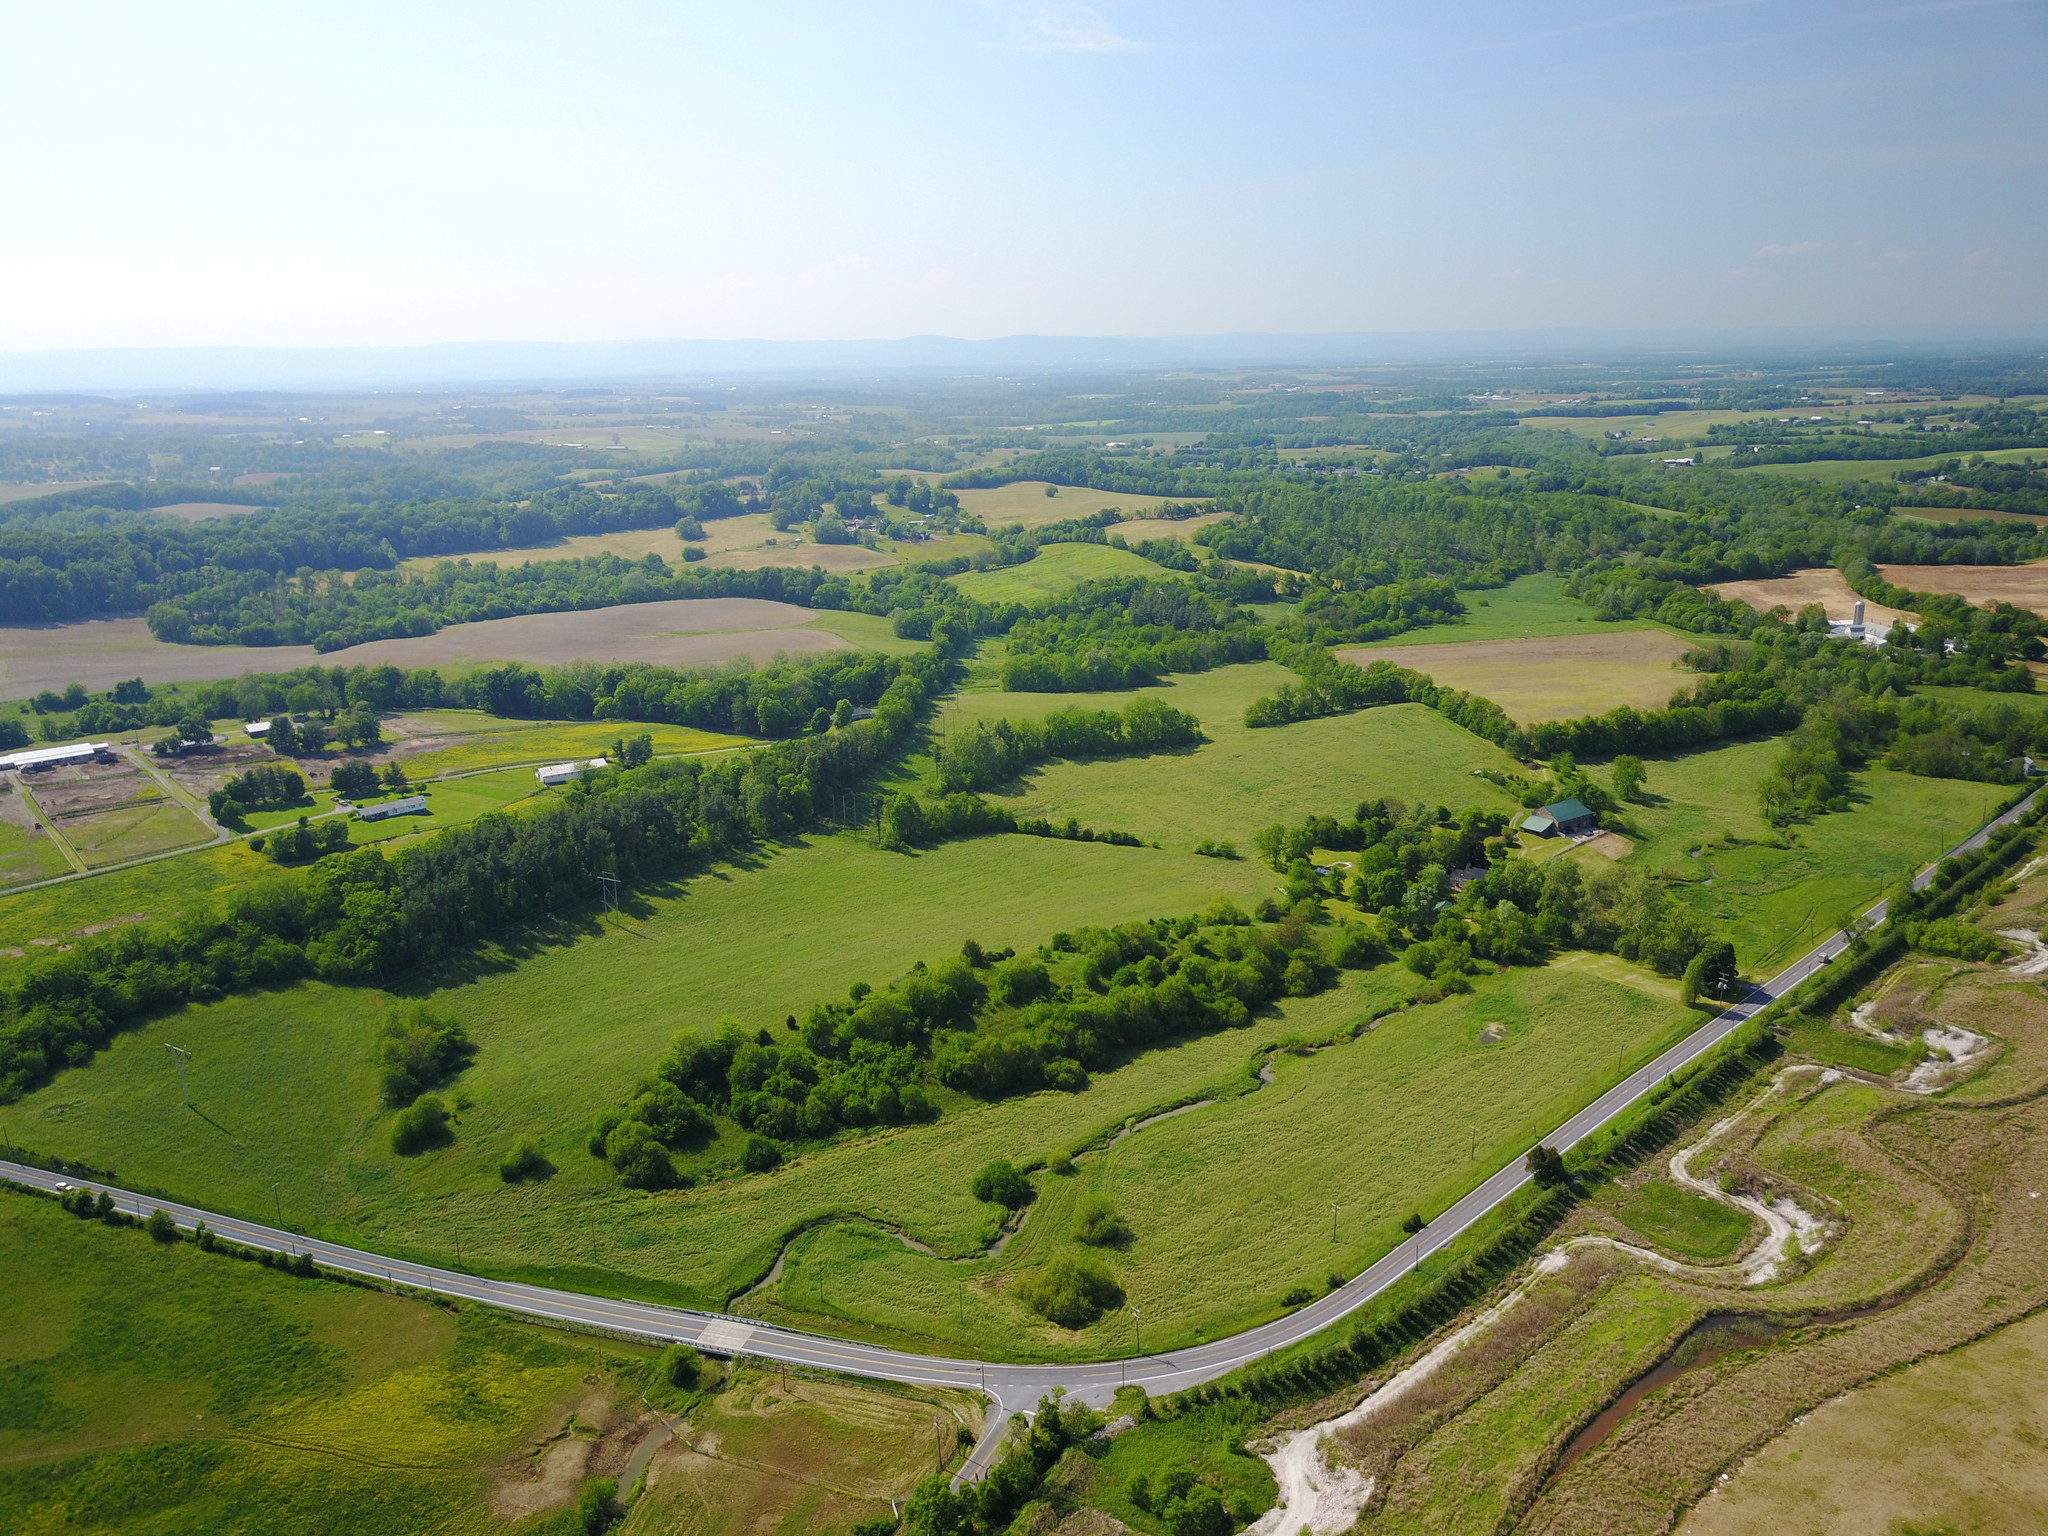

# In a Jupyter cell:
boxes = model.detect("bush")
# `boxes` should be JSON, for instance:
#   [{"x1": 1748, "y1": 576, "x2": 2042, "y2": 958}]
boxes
[
  {"x1": 608, "y1": 1120, "x2": 677, "y2": 1189},
  {"x1": 1014, "y1": 1252, "x2": 1123, "y2": 1327},
  {"x1": 1073, "y1": 1194, "x2": 1131, "y2": 1246},
  {"x1": 145, "y1": 1208, "x2": 179, "y2": 1243},
  {"x1": 971, "y1": 1158, "x2": 1032, "y2": 1208},
  {"x1": 739, "y1": 1134, "x2": 782, "y2": 1173},
  {"x1": 377, "y1": 1006, "x2": 474, "y2": 1106},
  {"x1": 390, "y1": 1094, "x2": 452, "y2": 1155},
  {"x1": 1192, "y1": 839, "x2": 1238, "y2": 859},
  {"x1": 498, "y1": 1137, "x2": 553, "y2": 1182},
  {"x1": 1908, "y1": 917, "x2": 2006, "y2": 961},
  {"x1": 654, "y1": 1342, "x2": 701, "y2": 1391},
  {"x1": 573, "y1": 1476, "x2": 618, "y2": 1536}
]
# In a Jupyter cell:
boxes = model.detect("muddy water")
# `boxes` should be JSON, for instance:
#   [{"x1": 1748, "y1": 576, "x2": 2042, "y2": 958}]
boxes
[{"x1": 1551, "y1": 1296, "x2": 1905, "y2": 1479}]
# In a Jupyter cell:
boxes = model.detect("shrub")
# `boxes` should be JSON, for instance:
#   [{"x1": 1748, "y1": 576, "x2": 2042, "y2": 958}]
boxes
[
  {"x1": 1192, "y1": 839, "x2": 1238, "y2": 859},
  {"x1": 574, "y1": 1476, "x2": 618, "y2": 1536},
  {"x1": 145, "y1": 1208, "x2": 179, "y2": 1243},
  {"x1": 390, "y1": 1094, "x2": 452, "y2": 1155},
  {"x1": 587, "y1": 1108, "x2": 623, "y2": 1158},
  {"x1": 971, "y1": 1158, "x2": 1032, "y2": 1208},
  {"x1": 376, "y1": 1006, "x2": 474, "y2": 1106},
  {"x1": 1908, "y1": 917, "x2": 2006, "y2": 961},
  {"x1": 1526, "y1": 1145, "x2": 1569, "y2": 1188},
  {"x1": 498, "y1": 1137, "x2": 553, "y2": 1182},
  {"x1": 739, "y1": 1134, "x2": 782, "y2": 1173},
  {"x1": 1073, "y1": 1195, "x2": 1131, "y2": 1246},
  {"x1": 1014, "y1": 1252, "x2": 1123, "y2": 1327},
  {"x1": 608, "y1": 1120, "x2": 677, "y2": 1189},
  {"x1": 1281, "y1": 1285, "x2": 1315, "y2": 1306},
  {"x1": 654, "y1": 1343, "x2": 701, "y2": 1391}
]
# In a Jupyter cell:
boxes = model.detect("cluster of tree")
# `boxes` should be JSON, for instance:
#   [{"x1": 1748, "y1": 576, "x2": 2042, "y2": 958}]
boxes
[
  {"x1": 1716, "y1": 406, "x2": 2048, "y2": 466},
  {"x1": 0, "y1": 649, "x2": 948, "y2": 1100},
  {"x1": 1759, "y1": 690, "x2": 2048, "y2": 822},
  {"x1": 376, "y1": 1004, "x2": 474, "y2": 1105},
  {"x1": 330, "y1": 759, "x2": 409, "y2": 798},
  {"x1": 892, "y1": 1391, "x2": 1121, "y2": 1536},
  {"x1": 0, "y1": 478, "x2": 736, "y2": 623},
  {"x1": 261, "y1": 814, "x2": 352, "y2": 864},
  {"x1": 205, "y1": 764, "x2": 307, "y2": 823},
  {"x1": 998, "y1": 578, "x2": 1266, "y2": 691},
  {"x1": 876, "y1": 790, "x2": 1146, "y2": 851},
  {"x1": 1268, "y1": 577, "x2": 1467, "y2": 645},
  {"x1": 934, "y1": 698, "x2": 1203, "y2": 793},
  {"x1": 1888, "y1": 459, "x2": 2048, "y2": 519}
]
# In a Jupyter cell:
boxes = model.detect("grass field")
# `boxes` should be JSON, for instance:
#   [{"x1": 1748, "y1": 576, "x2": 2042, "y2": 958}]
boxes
[
  {"x1": 401, "y1": 720, "x2": 745, "y2": 779},
  {"x1": 952, "y1": 481, "x2": 1208, "y2": 532},
  {"x1": 1895, "y1": 503, "x2": 2048, "y2": 526},
  {"x1": 940, "y1": 662, "x2": 1523, "y2": 851},
  {"x1": 624, "y1": 1367, "x2": 972, "y2": 1535},
  {"x1": 1678, "y1": 1307, "x2": 2048, "y2": 1536},
  {"x1": 1340, "y1": 631, "x2": 1697, "y2": 724},
  {"x1": 58, "y1": 798, "x2": 213, "y2": 869},
  {"x1": 1750, "y1": 444, "x2": 2048, "y2": 481},
  {"x1": 0, "y1": 1187, "x2": 613, "y2": 1536},
  {"x1": 1346, "y1": 573, "x2": 1663, "y2": 650},
  {"x1": 1606, "y1": 1180, "x2": 1753, "y2": 1262},
  {"x1": 0, "y1": 812, "x2": 70, "y2": 889},
  {"x1": 948, "y1": 543, "x2": 1184, "y2": 604},
  {"x1": 1615, "y1": 734, "x2": 2009, "y2": 973}
]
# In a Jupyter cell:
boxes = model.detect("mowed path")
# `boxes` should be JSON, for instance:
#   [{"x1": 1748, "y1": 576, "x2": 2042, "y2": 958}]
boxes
[
  {"x1": 0, "y1": 597, "x2": 845, "y2": 697},
  {"x1": 1336, "y1": 631, "x2": 1697, "y2": 724}
]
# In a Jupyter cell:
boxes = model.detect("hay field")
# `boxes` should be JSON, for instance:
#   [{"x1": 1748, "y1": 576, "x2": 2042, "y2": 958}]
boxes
[
  {"x1": 1112, "y1": 509, "x2": 1230, "y2": 542},
  {"x1": 0, "y1": 597, "x2": 867, "y2": 697},
  {"x1": 1893, "y1": 504, "x2": 2047, "y2": 526},
  {"x1": 1753, "y1": 444, "x2": 2048, "y2": 481},
  {"x1": 1702, "y1": 567, "x2": 1911, "y2": 626},
  {"x1": 954, "y1": 481, "x2": 1208, "y2": 531},
  {"x1": 0, "y1": 480, "x2": 109, "y2": 504},
  {"x1": 1877, "y1": 560, "x2": 2048, "y2": 612},
  {"x1": 58, "y1": 798, "x2": 213, "y2": 868},
  {"x1": 1336, "y1": 631, "x2": 1697, "y2": 723}
]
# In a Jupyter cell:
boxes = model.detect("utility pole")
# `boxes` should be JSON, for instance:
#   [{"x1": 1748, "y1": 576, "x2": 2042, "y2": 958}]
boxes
[
  {"x1": 272, "y1": 1181, "x2": 282, "y2": 1227},
  {"x1": 1330, "y1": 1203, "x2": 1339, "y2": 1244},
  {"x1": 165, "y1": 1044, "x2": 192, "y2": 1108},
  {"x1": 1131, "y1": 1305, "x2": 1142, "y2": 1357}
]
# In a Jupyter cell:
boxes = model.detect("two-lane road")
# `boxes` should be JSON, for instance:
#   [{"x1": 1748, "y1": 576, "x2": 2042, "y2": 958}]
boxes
[{"x1": 6, "y1": 789, "x2": 2032, "y2": 1480}]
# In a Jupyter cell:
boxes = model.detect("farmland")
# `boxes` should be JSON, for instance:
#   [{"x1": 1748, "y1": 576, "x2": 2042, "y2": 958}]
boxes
[
  {"x1": 1702, "y1": 568, "x2": 1911, "y2": 626},
  {"x1": 948, "y1": 542, "x2": 1184, "y2": 603},
  {"x1": 0, "y1": 1186, "x2": 629, "y2": 1536},
  {"x1": 951, "y1": 480, "x2": 1208, "y2": 531},
  {"x1": 1340, "y1": 631, "x2": 1697, "y2": 724},
  {"x1": 1345, "y1": 572, "x2": 1668, "y2": 649},
  {"x1": 0, "y1": 596, "x2": 890, "y2": 700},
  {"x1": 1877, "y1": 559, "x2": 2048, "y2": 611}
]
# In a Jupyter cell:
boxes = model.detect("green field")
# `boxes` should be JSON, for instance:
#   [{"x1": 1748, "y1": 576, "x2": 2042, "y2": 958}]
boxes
[
  {"x1": 400, "y1": 719, "x2": 746, "y2": 779},
  {"x1": 1749, "y1": 445, "x2": 2048, "y2": 482},
  {"x1": 0, "y1": 1188, "x2": 610, "y2": 1536},
  {"x1": 0, "y1": 815, "x2": 70, "y2": 889},
  {"x1": 3, "y1": 897, "x2": 1692, "y2": 1359},
  {"x1": 1346, "y1": 572, "x2": 1665, "y2": 649},
  {"x1": 59, "y1": 798, "x2": 214, "y2": 869},
  {"x1": 1606, "y1": 1179, "x2": 1753, "y2": 1261},
  {"x1": 1614, "y1": 735, "x2": 2010, "y2": 973},
  {"x1": 952, "y1": 481, "x2": 1209, "y2": 532},
  {"x1": 941, "y1": 662, "x2": 1524, "y2": 851},
  {"x1": 949, "y1": 543, "x2": 1184, "y2": 604}
]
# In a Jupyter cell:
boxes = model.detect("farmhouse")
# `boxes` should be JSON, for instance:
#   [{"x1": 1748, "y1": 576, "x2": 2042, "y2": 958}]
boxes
[
  {"x1": 1520, "y1": 798, "x2": 1596, "y2": 838},
  {"x1": 0, "y1": 742, "x2": 113, "y2": 773},
  {"x1": 536, "y1": 757, "x2": 609, "y2": 786},
  {"x1": 356, "y1": 794, "x2": 428, "y2": 822}
]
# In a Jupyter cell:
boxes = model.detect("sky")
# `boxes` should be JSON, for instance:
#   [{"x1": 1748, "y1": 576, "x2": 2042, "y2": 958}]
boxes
[{"x1": 4, "y1": 0, "x2": 2046, "y2": 350}]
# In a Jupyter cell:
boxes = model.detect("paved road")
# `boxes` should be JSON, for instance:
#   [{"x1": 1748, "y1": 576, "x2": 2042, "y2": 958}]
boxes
[{"x1": 4, "y1": 789, "x2": 2033, "y2": 1480}]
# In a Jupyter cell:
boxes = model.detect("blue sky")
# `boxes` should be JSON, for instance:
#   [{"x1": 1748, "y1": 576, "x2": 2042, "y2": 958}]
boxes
[{"x1": 5, "y1": 0, "x2": 2044, "y2": 348}]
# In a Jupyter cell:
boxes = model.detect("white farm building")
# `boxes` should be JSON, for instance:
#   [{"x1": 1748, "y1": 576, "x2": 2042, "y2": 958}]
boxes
[
  {"x1": 0, "y1": 742, "x2": 112, "y2": 773},
  {"x1": 535, "y1": 757, "x2": 609, "y2": 786}
]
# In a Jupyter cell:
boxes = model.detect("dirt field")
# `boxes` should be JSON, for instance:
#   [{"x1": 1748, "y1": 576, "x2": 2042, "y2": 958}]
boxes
[
  {"x1": 0, "y1": 598, "x2": 851, "y2": 698},
  {"x1": 1878, "y1": 561, "x2": 2048, "y2": 612},
  {"x1": 1335, "y1": 632, "x2": 1699, "y2": 723},
  {"x1": 954, "y1": 480, "x2": 1208, "y2": 531},
  {"x1": 0, "y1": 481, "x2": 109, "y2": 504},
  {"x1": 1702, "y1": 568, "x2": 1912, "y2": 626}
]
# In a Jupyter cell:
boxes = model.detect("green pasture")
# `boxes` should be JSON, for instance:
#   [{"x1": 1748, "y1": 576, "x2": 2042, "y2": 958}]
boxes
[
  {"x1": 1612, "y1": 735, "x2": 2010, "y2": 974},
  {"x1": 401, "y1": 718, "x2": 746, "y2": 780},
  {"x1": 0, "y1": 1188, "x2": 603, "y2": 1536},
  {"x1": 1605, "y1": 1179, "x2": 1753, "y2": 1261},
  {"x1": 941, "y1": 662, "x2": 1524, "y2": 851},
  {"x1": 1750, "y1": 445, "x2": 2048, "y2": 482},
  {"x1": 0, "y1": 816, "x2": 70, "y2": 890},
  {"x1": 949, "y1": 543, "x2": 1184, "y2": 605},
  {"x1": 1346, "y1": 572, "x2": 1663, "y2": 650},
  {"x1": 60, "y1": 799, "x2": 213, "y2": 869}
]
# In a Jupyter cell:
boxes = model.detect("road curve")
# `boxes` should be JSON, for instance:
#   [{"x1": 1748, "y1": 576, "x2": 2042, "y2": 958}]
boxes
[{"x1": 5, "y1": 789, "x2": 2033, "y2": 1480}]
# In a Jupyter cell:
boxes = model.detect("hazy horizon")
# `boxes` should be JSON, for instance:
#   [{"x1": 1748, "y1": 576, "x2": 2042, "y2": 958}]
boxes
[{"x1": 8, "y1": 1, "x2": 2047, "y2": 355}]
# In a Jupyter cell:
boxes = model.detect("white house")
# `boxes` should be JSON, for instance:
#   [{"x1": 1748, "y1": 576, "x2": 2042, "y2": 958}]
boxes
[
  {"x1": 535, "y1": 757, "x2": 609, "y2": 786},
  {"x1": 356, "y1": 794, "x2": 429, "y2": 821}
]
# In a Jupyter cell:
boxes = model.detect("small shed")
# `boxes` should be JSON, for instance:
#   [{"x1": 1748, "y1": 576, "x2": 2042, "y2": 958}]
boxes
[
  {"x1": 356, "y1": 794, "x2": 428, "y2": 822},
  {"x1": 243, "y1": 720, "x2": 272, "y2": 737},
  {"x1": 1519, "y1": 798, "x2": 1596, "y2": 838}
]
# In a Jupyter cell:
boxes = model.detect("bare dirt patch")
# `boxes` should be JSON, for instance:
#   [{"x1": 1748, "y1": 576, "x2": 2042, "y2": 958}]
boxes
[
  {"x1": 0, "y1": 598, "x2": 848, "y2": 697},
  {"x1": 1702, "y1": 568, "x2": 1912, "y2": 626},
  {"x1": 1335, "y1": 632, "x2": 1698, "y2": 724},
  {"x1": 488, "y1": 1385, "x2": 653, "y2": 1522},
  {"x1": 1879, "y1": 560, "x2": 2048, "y2": 613}
]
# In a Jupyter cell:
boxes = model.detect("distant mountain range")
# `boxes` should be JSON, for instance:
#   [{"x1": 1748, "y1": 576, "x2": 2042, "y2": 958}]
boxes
[{"x1": 2, "y1": 327, "x2": 2043, "y2": 393}]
